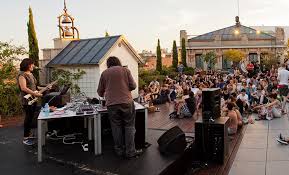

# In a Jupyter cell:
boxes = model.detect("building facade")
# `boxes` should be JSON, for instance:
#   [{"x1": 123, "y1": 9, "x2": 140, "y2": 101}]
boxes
[
  {"x1": 180, "y1": 16, "x2": 287, "y2": 70},
  {"x1": 139, "y1": 49, "x2": 173, "y2": 70}
]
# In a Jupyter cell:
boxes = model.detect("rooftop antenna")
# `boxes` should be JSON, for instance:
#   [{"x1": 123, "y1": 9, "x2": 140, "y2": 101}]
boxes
[{"x1": 237, "y1": 0, "x2": 240, "y2": 17}]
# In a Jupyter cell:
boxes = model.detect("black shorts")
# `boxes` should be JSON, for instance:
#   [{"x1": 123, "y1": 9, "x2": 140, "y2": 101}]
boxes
[{"x1": 278, "y1": 85, "x2": 289, "y2": 96}]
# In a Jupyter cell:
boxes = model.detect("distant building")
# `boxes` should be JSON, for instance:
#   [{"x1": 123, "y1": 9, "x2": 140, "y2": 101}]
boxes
[
  {"x1": 180, "y1": 16, "x2": 287, "y2": 70},
  {"x1": 140, "y1": 49, "x2": 172, "y2": 70},
  {"x1": 250, "y1": 26, "x2": 289, "y2": 43}
]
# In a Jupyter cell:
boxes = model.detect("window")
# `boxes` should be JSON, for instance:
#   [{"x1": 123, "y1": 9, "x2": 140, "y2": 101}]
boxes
[
  {"x1": 195, "y1": 54, "x2": 204, "y2": 69},
  {"x1": 222, "y1": 56, "x2": 232, "y2": 70},
  {"x1": 249, "y1": 53, "x2": 258, "y2": 63}
]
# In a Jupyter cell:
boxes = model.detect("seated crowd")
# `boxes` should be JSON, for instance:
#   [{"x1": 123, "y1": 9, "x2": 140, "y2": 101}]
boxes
[{"x1": 139, "y1": 63, "x2": 286, "y2": 136}]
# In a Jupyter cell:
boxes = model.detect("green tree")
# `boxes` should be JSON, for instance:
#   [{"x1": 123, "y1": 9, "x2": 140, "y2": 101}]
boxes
[
  {"x1": 0, "y1": 41, "x2": 26, "y2": 116},
  {"x1": 0, "y1": 41, "x2": 26, "y2": 63},
  {"x1": 51, "y1": 69, "x2": 86, "y2": 95},
  {"x1": 262, "y1": 52, "x2": 279, "y2": 70},
  {"x1": 172, "y1": 40, "x2": 178, "y2": 69},
  {"x1": 105, "y1": 31, "x2": 110, "y2": 37},
  {"x1": 181, "y1": 38, "x2": 187, "y2": 67},
  {"x1": 27, "y1": 7, "x2": 40, "y2": 82},
  {"x1": 156, "y1": 39, "x2": 162, "y2": 71},
  {"x1": 202, "y1": 51, "x2": 217, "y2": 70},
  {"x1": 223, "y1": 49, "x2": 245, "y2": 68}
]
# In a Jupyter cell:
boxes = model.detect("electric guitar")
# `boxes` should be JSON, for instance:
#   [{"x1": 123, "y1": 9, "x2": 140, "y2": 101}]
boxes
[{"x1": 24, "y1": 80, "x2": 58, "y2": 105}]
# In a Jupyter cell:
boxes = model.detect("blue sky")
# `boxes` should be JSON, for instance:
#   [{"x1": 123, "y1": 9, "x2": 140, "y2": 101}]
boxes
[{"x1": 1, "y1": 0, "x2": 289, "y2": 54}]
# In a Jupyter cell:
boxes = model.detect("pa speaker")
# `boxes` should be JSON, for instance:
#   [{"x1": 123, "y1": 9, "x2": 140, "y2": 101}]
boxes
[
  {"x1": 202, "y1": 88, "x2": 221, "y2": 121},
  {"x1": 157, "y1": 126, "x2": 186, "y2": 154}
]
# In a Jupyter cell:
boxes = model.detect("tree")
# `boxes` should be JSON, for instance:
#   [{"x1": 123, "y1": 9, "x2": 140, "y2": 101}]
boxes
[
  {"x1": 27, "y1": 7, "x2": 40, "y2": 82},
  {"x1": 0, "y1": 41, "x2": 26, "y2": 116},
  {"x1": 223, "y1": 49, "x2": 245, "y2": 68},
  {"x1": 181, "y1": 38, "x2": 187, "y2": 67},
  {"x1": 156, "y1": 39, "x2": 162, "y2": 71},
  {"x1": 202, "y1": 51, "x2": 217, "y2": 70},
  {"x1": 0, "y1": 41, "x2": 26, "y2": 64},
  {"x1": 105, "y1": 31, "x2": 110, "y2": 37},
  {"x1": 262, "y1": 52, "x2": 279, "y2": 70},
  {"x1": 172, "y1": 40, "x2": 178, "y2": 69},
  {"x1": 51, "y1": 69, "x2": 86, "y2": 95}
]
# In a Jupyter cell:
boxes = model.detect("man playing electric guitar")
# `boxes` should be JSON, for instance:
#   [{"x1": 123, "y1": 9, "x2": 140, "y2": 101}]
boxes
[{"x1": 17, "y1": 58, "x2": 52, "y2": 145}]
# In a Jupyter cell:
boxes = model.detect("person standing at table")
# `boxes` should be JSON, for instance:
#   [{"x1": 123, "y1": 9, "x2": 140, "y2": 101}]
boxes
[
  {"x1": 97, "y1": 56, "x2": 142, "y2": 158},
  {"x1": 17, "y1": 58, "x2": 42, "y2": 146}
]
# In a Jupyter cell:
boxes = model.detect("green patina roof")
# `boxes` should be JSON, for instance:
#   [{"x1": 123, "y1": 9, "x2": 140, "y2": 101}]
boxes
[{"x1": 189, "y1": 25, "x2": 275, "y2": 42}]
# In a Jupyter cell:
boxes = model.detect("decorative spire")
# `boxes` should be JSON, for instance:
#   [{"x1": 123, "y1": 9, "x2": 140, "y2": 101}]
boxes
[
  {"x1": 64, "y1": 0, "x2": 67, "y2": 13},
  {"x1": 58, "y1": 0, "x2": 79, "y2": 39},
  {"x1": 235, "y1": 16, "x2": 241, "y2": 27}
]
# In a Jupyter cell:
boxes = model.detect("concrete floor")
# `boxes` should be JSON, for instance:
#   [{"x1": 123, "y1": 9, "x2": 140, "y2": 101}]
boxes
[{"x1": 229, "y1": 114, "x2": 289, "y2": 175}]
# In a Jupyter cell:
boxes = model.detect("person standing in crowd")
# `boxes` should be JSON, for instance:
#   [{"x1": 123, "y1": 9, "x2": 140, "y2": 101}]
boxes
[
  {"x1": 277, "y1": 64, "x2": 289, "y2": 113},
  {"x1": 246, "y1": 61, "x2": 254, "y2": 78},
  {"x1": 97, "y1": 56, "x2": 142, "y2": 159},
  {"x1": 177, "y1": 62, "x2": 184, "y2": 74},
  {"x1": 17, "y1": 58, "x2": 43, "y2": 146}
]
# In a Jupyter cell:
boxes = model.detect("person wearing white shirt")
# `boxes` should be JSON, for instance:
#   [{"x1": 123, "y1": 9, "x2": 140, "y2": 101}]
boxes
[
  {"x1": 236, "y1": 89, "x2": 249, "y2": 115},
  {"x1": 277, "y1": 64, "x2": 289, "y2": 112}
]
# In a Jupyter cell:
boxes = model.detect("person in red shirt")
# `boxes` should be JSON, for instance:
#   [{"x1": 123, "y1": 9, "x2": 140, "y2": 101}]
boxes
[{"x1": 247, "y1": 61, "x2": 254, "y2": 77}]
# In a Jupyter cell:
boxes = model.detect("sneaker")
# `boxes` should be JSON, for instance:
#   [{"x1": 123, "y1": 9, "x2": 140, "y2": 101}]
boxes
[
  {"x1": 277, "y1": 138, "x2": 289, "y2": 145},
  {"x1": 266, "y1": 116, "x2": 273, "y2": 121},
  {"x1": 125, "y1": 149, "x2": 143, "y2": 159},
  {"x1": 279, "y1": 133, "x2": 286, "y2": 141},
  {"x1": 23, "y1": 138, "x2": 35, "y2": 146}
]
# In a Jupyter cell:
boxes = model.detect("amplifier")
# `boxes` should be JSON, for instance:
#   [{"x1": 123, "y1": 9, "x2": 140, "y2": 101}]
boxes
[{"x1": 195, "y1": 117, "x2": 229, "y2": 164}]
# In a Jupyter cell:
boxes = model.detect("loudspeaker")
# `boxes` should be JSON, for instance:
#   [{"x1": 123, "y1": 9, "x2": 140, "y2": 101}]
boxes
[
  {"x1": 202, "y1": 88, "x2": 221, "y2": 121},
  {"x1": 195, "y1": 117, "x2": 229, "y2": 164},
  {"x1": 157, "y1": 126, "x2": 186, "y2": 154}
]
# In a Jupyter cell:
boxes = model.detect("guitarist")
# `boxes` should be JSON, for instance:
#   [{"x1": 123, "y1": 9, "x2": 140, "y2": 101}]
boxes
[{"x1": 17, "y1": 58, "x2": 48, "y2": 145}]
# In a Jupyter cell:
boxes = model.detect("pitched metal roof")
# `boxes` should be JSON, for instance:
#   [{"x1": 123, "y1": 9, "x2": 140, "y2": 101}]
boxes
[
  {"x1": 189, "y1": 25, "x2": 275, "y2": 42},
  {"x1": 47, "y1": 35, "x2": 121, "y2": 67}
]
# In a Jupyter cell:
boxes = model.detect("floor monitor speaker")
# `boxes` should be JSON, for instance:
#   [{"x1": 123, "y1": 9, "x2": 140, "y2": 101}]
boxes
[{"x1": 157, "y1": 126, "x2": 186, "y2": 154}]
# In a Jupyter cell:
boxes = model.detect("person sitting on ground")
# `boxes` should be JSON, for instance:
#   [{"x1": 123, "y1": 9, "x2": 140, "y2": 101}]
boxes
[
  {"x1": 236, "y1": 89, "x2": 250, "y2": 115},
  {"x1": 227, "y1": 102, "x2": 239, "y2": 135},
  {"x1": 253, "y1": 93, "x2": 282, "y2": 120},
  {"x1": 152, "y1": 84, "x2": 170, "y2": 105},
  {"x1": 170, "y1": 91, "x2": 196, "y2": 118},
  {"x1": 251, "y1": 86, "x2": 267, "y2": 108},
  {"x1": 149, "y1": 83, "x2": 160, "y2": 100}
]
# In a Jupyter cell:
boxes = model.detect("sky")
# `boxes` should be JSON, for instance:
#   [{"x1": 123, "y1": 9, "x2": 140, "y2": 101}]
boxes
[{"x1": 1, "y1": 0, "x2": 289, "y2": 55}]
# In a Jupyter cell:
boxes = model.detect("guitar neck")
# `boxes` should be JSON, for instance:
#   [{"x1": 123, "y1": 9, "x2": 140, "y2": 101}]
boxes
[{"x1": 38, "y1": 81, "x2": 57, "y2": 94}]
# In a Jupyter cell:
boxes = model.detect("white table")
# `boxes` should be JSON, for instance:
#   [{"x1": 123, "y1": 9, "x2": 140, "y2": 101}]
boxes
[
  {"x1": 37, "y1": 108, "x2": 97, "y2": 162},
  {"x1": 95, "y1": 102, "x2": 147, "y2": 155},
  {"x1": 37, "y1": 102, "x2": 147, "y2": 162}
]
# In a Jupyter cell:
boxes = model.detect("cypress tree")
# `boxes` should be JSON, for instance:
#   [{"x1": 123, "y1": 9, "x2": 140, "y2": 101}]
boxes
[
  {"x1": 105, "y1": 31, "x2": 110, "y2": 37},
  {"x1": 156, "y1": 39, "x2": 162, "y2": 72},
  {"x1": 181, "y1": 38, "x2": 187, "y2": 67},
  {"x1": 27, "y1": 7, "x2": 40, "y2": 82},
  {"x1": 172, "y1": 40, "x2": 178, "y2": 69}
]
